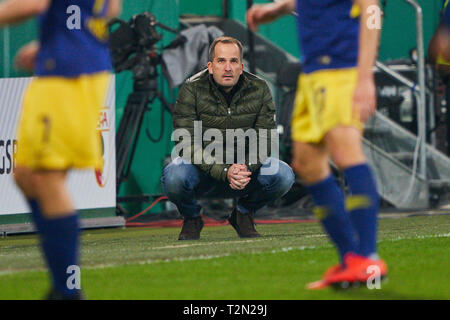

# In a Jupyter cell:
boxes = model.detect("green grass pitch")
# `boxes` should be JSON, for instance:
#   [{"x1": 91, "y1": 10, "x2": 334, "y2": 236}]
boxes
[{"x1": 0, "y1": 215, "x2": 449, "y2": 300}]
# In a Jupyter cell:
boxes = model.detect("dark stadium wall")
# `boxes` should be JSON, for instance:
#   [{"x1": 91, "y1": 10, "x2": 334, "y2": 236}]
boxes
[{"x1": 179, "y1": 0, "x2": 223, "y2": 16}]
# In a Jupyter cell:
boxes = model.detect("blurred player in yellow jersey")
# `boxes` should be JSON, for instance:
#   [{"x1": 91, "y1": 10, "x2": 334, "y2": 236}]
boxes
[
  {"x1": 0, "y1": 0, "x2": 122, "y2": 299},
  {"x1": 247, "y1": 0, "x2": 387, "y2": 289}
]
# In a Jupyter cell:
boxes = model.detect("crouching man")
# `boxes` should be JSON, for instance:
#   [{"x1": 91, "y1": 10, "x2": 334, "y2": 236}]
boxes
[{"x1": 161, "y1": 36, "x2": 294, "y2": 240}]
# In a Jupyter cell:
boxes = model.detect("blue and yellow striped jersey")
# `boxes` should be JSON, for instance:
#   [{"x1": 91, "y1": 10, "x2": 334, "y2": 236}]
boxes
[
  {"x1": 295, "y1": 0, "x2": 360, "y2": 73},
  {"x1": 36, "y1": 0, "x2": 112, "y2": 77}
]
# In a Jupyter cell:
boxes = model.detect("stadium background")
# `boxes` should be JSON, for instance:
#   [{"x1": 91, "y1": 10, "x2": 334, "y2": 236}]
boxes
[{"x1": 0, "y1": 0, "x2": 444, "y2": 224}]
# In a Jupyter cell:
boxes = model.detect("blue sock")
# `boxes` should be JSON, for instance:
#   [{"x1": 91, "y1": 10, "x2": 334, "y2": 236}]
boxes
[
  {"x1": 344, "y1": 164, "x2": 379, "y2": 258},
  {"x1": 28, "y1": 199, "x2": 44, "y2": 231},
  {"x1": 306, "y1": 175, "x2": 358, "y2": 264},
  {"x1": 27, "y1": 200, "x2": 80, "y2": 297},
  {"x1": 41, "y1": 214, "x2": 80, "y2": 296}
]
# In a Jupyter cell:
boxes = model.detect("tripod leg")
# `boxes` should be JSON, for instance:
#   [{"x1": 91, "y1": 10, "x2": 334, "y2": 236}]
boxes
[
  {"x1": 157, "y1": 91, "x2": 174, "y2": 114},
  {"x1": 116, "y1": 91, "x2": 154, "y2": 193}
]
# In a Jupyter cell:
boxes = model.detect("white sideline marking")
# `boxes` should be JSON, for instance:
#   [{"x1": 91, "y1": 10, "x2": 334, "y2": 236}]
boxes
[
  {"x1": 150, "y1": 234, "x2": 326, "y2": 251},
  {"x1": 151, "y1": 238, "x2": 275, "y2": 250}
]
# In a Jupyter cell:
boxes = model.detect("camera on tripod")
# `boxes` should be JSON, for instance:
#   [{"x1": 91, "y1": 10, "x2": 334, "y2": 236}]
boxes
[{"x1": 108, "y1": 12, "x2": 179, "y2": 214}]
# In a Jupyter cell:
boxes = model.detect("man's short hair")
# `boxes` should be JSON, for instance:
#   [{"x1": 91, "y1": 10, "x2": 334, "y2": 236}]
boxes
[{"x1": 208, "y1": 36, "x2": 244, "y2": 62}]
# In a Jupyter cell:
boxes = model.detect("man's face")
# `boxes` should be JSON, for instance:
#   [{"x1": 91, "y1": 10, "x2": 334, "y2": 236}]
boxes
[{"x1": 208, "y1": 42, "x2": 244, "y2": 92}]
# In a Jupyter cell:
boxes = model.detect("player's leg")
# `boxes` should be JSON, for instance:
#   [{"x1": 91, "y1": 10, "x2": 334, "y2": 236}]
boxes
[
  {"x1": 32, "y1": 170, "x2": 73, "y2": 216},
  {"x1": 326, "y1": 126, "x2": 379, "y2": 259},
  {"x1": 291, "y1": 70, "x2": 358, "y2": 264},
  {"x1": 14, "y1": 166, "x2": 43, "y2": 230},
  {"x1": 292, "y1": 141, "x2": 357, "y2": 264},
  {"x1": 291, "y1": 69, "x2": 368, "y2": 289},
  {"x1": 14, "y1": 167, "x2": 36, "y2": 197},
  {"x1": 13, "y1": 74, "x2": 106, "y2": 299},
  {"x1": 26, "y1": 170, "x2": 81, "y2": 299},
  {"x1": 14, "y1": 168, "x2": 81, "y2": 299},
  {"x1": 319, "y1": 115, "x2": 387, "y2": 289}
]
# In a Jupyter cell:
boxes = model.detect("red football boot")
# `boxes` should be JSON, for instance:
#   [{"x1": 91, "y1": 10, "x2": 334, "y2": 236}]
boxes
[
  {"x1": 307, "y1": 254, "x2": 388, "y2": 290},
  {"x1": 306, "y1": 263, "x2": 344, "y2": 290},
  {"x1": 326, "y1": 253, "x2": 388, "y2": 290}
]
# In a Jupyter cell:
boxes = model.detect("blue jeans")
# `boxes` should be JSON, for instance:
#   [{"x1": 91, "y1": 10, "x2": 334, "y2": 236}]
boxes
[{"x1": 161, "y1": 157, "x2": 295, "y2": 218}]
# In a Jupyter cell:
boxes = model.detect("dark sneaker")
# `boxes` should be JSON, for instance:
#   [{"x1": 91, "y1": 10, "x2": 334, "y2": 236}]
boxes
[
  {"x1": 45, "y1": 289, "x2": 86, "y2": 300},
  {"x1": 178, "y1": 216, "x2": 204, "y2": 240},
  {"x1": 228, "y1": 208, "x2": 260, "y2": 238}
]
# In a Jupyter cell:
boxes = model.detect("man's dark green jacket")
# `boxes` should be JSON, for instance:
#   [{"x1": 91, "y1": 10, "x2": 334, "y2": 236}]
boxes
[{"x1": 173, "y1": 69, "x2": 277, "y2": 182}]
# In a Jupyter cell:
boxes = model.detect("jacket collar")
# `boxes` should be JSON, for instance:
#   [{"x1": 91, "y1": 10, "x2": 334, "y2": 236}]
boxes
[{"x1": 207, "y1": 71, "x2": 250, "y2": 93}]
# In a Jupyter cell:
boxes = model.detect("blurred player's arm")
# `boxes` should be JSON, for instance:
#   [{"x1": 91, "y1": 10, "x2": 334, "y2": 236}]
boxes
[
  {"x1": 0, "y1": 0, "x2": 50, "y2": 71},
  {"x1": 15, "y1": 40, "x2": 39, "y2": 72},
  {"x1": 428, "y1": 25, "x2": 450, "y2": 64},
  {"x1": 428, "y1": 0, "x2": 450, "y2": 67},
  {"x1": 355, "y1": 0, "x2": 381, "y2": 77},
  {"x1": 353, "y1": 0, "x2": 382, "y2": 122},
  {"x1": 0, "y1": 0, "x2": 50, "y2": 26},
  {"x1": 246, "y1": 0, "x2": 295, "y2": 32},
  {"x1": 428, "y1": 24, "x2": 450, "y2": 76},
  {"x1": 106, "y1": 0, "x2": 122, "y2": 18}
]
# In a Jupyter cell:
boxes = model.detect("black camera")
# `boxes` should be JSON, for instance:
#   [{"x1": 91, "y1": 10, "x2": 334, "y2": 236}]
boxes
[{"x1": 108, "y1": 12, "x2": 162, "y2": 75}]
